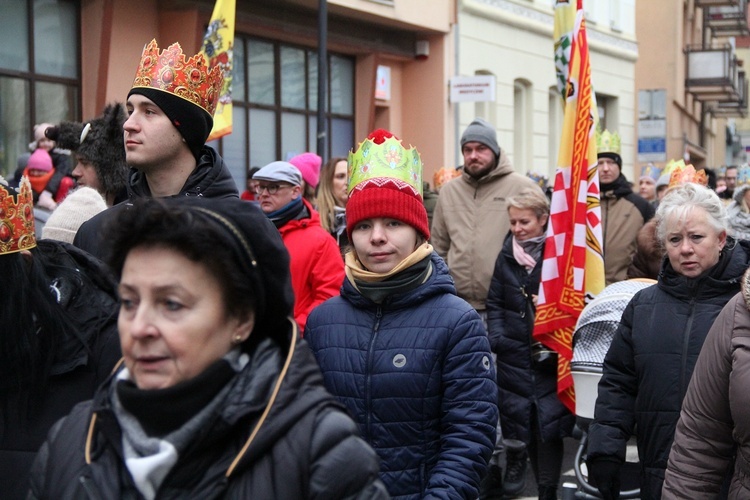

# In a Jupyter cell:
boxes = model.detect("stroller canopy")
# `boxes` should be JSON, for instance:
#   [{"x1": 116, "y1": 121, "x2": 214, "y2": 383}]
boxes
[{"x1": 571, "y1": 279, "x2": 656, "y2": 371}]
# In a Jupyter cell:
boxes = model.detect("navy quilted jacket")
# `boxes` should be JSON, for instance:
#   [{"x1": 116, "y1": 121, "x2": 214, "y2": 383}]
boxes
[{"x1": 306, "y1": 253, "x2": 498, "y2": 500}]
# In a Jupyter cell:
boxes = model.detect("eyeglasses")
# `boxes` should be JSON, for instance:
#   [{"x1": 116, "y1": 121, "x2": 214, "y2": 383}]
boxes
[{"x1": 254, "y1": 183, "x2": 290, "y2": 195}]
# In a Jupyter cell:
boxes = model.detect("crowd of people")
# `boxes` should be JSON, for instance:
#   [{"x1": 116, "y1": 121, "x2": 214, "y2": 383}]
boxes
[{"x1": 5, "y1": 37, "x2": 750, "y2": 500}]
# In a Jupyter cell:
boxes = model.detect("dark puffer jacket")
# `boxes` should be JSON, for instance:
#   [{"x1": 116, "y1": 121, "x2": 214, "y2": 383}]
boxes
[
  {"x1": 588, "y1": 239, "x2": 750, "y2": 499},
  {"x1": 28, "y1": 334, "x2": 388, "y2": 499},
  {"x1": 305, "y1": 253, "x2": 498, "y2": 500},
  {"x1": 486, "y1": 233, "x2": 574, "y2": 444},
  {"x1": 73, "y1": 146, "x2": 238, "y2": 259},
  {"x1": 0, "y1": 240, "x2": 121, "y2": 499}
]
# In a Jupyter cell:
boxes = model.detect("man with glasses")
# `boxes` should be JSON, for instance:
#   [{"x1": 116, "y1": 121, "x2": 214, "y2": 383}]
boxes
[
  {"x1": 596, "y1": 128, "x2": 655, "y2": 284},
  {"x1": 253, "y1": 161, "x2": 344, "y2": 333}
]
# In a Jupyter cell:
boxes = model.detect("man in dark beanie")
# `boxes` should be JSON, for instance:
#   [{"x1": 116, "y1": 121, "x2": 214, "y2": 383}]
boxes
[
  {"x1": 73, "y1": 39, "x2": 238, "y2": 259},
  {"x1": 595, "y1": 128, "x2": 654, "y2": 284},
  {"x1": 46, "y1": 103, "x2": 129, "y2": 206},
  {"x1": 431, "y1": 117, "x2": 542, "y2": 499}
]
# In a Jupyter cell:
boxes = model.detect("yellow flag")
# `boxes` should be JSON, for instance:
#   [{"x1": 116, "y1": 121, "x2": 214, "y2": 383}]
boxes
[
  {"x1": 201, "y1": 0, "x2": 235, "y2": 141},
  {"x1": 534, "y1": 0, "x2": 605, "y2": 413}
]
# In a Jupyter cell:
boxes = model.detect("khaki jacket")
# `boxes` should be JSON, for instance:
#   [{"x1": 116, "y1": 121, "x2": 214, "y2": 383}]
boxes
[
  {"x1": 600, "y1": 175, "x2": 654, "y2": 284},
  {"x1": 431, "y1": 150, "x2": 541, "y2": 310}
]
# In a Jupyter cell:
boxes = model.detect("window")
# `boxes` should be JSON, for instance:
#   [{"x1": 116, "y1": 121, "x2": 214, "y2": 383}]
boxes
[
  {"x1": 549, "y1": 86, "x2": 563, "y2": 170},
  {"x1": 209, "y1": 36, "x2": 355, "y2": 188},
  {"x1": 0, "y1": 0, "x2": 80, "y2": 178},
  {"x1": 514, "y1": 79, "x2": 533, "y2": 171}
]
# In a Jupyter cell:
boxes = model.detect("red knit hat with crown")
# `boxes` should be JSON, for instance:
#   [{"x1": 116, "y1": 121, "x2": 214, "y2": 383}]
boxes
[{"x1": 346, "y1": 129, "x2": 430, "y2": 240}]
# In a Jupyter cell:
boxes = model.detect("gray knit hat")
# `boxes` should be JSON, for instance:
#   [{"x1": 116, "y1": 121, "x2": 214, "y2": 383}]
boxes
[
  {"x1": 461, "y1": 118, "x2": 500, "y2": 157},
  {"x1": 253, "y1": 161, "x2": 303, "y2": 187}
]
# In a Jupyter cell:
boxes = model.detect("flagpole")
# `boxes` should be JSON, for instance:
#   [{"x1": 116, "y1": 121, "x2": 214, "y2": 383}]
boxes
[{"x1": 317, "y1": 0, "x2": 328, "y2": 160}]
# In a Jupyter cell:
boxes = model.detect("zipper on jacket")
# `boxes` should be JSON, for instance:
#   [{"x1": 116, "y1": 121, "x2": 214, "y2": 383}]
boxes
[
  {"x1": 365, "y1": 307, "x2": 383, "y2": 442},
  {"x1": 679, "y1": 295, "x2": 697, "y2": 395},
  {"x1": 79, "y1": 476, "x2": 103, "y2": 500}
]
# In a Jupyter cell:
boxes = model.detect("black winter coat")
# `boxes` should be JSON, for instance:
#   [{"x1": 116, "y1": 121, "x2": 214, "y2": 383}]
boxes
[
  {"x1": 28, "y1": 334, "x2": 388, "y2": 499},
  {"x1": 0, "y1": 241, "x2": 121, "y2": 499},
  {"x1": 486, "y1": 233, "x2": 574, "y2": 444},
  {"x1": 73, "y1": 146, "x2": 238, "y2": 259},
  {"x1": 587, "y1": 239, "x2": 750, "y2": 499}
]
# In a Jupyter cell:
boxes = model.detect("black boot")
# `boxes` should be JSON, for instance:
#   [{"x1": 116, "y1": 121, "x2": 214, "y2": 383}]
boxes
[
  {"x1": 503, "y1": 439, "x2": 528, "y2": 497},
  {"x1": 479, "y1": 463, "x2": 504, "y2": 500},
  {"x1": 537, "y1": 484, "x2": 558, "y2": 500}
]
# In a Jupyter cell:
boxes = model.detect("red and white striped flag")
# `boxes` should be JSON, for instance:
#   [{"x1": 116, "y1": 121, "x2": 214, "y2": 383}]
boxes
[{"x1": 534, "y1": 0, "x2": 605, "y2": 413}]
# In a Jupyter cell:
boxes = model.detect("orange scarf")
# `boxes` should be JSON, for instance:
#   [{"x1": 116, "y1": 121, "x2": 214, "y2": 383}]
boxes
[{"x1": 24, "y1": 167, "x2": 56, "y2": 194}]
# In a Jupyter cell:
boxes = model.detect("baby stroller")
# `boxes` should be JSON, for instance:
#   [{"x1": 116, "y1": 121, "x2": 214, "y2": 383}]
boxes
[{"x1": 563, "y1": 279, "x2": 656, "y2": 500}]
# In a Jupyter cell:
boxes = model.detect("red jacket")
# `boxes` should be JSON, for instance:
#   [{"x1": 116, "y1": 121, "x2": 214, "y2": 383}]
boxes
[{"x1": 279, "y1": 199, "x2": 344, "y2": 333}]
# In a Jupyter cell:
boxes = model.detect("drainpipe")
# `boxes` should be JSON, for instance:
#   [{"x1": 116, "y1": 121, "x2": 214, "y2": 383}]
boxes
[{"x1": 317, "y1": 0, "x2": 328, "y2": 160}]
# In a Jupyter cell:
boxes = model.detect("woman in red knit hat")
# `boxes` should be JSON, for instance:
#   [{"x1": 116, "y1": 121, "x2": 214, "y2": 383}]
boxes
[{"x1": 305, "y1": 130, "x2": 499, "y2": 499}]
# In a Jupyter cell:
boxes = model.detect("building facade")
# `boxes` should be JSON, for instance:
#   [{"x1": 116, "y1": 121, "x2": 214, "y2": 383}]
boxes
[
  {"x1": 0, "y1": 0, "x2": 458, "y2": 188},
  {"x1": 456, "y1": 0, "x2": 638, "y2": 180},
  {"x1": 636, "y1": 0, "x2": 748, "y2": 172}
]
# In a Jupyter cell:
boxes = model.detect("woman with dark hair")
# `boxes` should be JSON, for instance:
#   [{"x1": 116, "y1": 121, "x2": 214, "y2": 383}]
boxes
[
  {"x1": 316, "y1": 156, "x2": 349, "y2": 253},
  {"x1": 0, "y1": 177, "x2": 121, "y2": 499},
  {"x1": 29, "y1": 196, "x2": 387, "y2": 499}
]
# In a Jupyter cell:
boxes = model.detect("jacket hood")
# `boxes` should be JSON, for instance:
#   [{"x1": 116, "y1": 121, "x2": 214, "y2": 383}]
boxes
[
  {"x1": 127, "y1": 146, "x2": 238, "y2": 199},
  {"x1": 460, "y1": 147, "x2": 515, "y2": 186},
  {"x1": 732, "y1": 183, "x2": 750, "y2": 204},
  {"x1": 658, "y1": 237, "x2": 750, "y2": 300},
  {"x1": 340, "y1": 252, "x2": 456, "y2": 310}
]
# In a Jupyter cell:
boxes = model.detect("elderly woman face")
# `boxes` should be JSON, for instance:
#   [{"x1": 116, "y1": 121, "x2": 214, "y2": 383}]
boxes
[
  {"x1": 117, "y1": 245, "x2": 254, "y2": 390},
  {"x1": 664, "y1": 207, "x2": 726, "y2": 278}
]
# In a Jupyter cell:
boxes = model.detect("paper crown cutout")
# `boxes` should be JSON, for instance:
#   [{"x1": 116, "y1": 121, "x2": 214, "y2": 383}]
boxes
[
  {"x1": 347, "y1": 129, "x2": 423, "y2": 197},
  {"x1": 595, "y1": 128, "x2": 621, "y2": 155},
  {"x1": 737, "y1": 164, "x2": 750, "y2": 187},
  {"x1": 0, "y1": 176, "x2": 36, "y2": 255},
  {"x1": 131, "y1": 39, "x2": 223, "y2": 117},
  {"x1": 717, "y1": 166, "x2": 728, "y2": 177},
  {"x1": 527, "y1": 171, "x2": 549, "y2": 189},
  {"x1": 640, "y1": 163, "x2": 662, "y2": 181},
  {"x1": 433, "y1": 167, "x2": 461, "y2": 190},
  {"x1": 665, "y1": 159, "x2": 708, "y2": 189}
]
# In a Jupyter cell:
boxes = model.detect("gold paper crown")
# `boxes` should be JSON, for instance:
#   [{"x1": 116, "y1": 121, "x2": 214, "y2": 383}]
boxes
[
  {"x1": 131, "y1": 39, "x2": 223, "y2": 117},
  {"x1": 347, "y1": 130, "x2": 423, "y2": 196},
  {"x1": 595, "y1": 128, "x2": 621, "y2": 156},
  {"x1": 665, "y1": 159, "x2": 708, "y2": 189},
  {"x1": 737, "y1": 164, "x2": 750, "y2": 187},
  {"x1": 0, "y1": 176, "x2": 36, "y2": 255},
  {"x1": 526, "y1": 171, "x2": 549, "y2": 189},
  {"x1": 433, "y1": 167, "x2": 461, "y2": 190},
  {"x1": 640, "y1": 163, "x2": 662, "y2": 181}
]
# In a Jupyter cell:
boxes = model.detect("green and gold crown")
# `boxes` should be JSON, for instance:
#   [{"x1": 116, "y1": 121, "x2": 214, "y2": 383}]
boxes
[
  {"x1": 595, "y1": 128, "x2": 621, "y2": 155},
  {"x1": 347, "y1": 129, "x2": 423, "y2": 196}
]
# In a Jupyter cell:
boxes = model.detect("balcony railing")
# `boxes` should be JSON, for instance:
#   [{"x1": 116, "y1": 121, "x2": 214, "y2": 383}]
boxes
[
  {"x1": 706, "y1": 0, "x2": 750, "y2": 37},
  {"x1": 685, "y1": 44, "x2": 742, "y2": 102},
  {"x1": 711, "y1": 71, "x2": 749, "y2": 117},
  {"x1": 696, "y1": 0, "x2": 741, "y2": 7}
]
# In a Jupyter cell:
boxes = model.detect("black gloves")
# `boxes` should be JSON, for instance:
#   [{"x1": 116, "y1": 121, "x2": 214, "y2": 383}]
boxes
[{"x1": 587, "y1": 456, "x2": 622, "y2": 500}]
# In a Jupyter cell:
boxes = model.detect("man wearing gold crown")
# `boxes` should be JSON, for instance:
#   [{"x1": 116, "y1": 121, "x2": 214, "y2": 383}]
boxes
[
  {"x1": 596, "y1": 129, "x2": 655, "y2": 285},
  {"x1": 73, "y1": 40, "x2": 238, "y2": 258}
]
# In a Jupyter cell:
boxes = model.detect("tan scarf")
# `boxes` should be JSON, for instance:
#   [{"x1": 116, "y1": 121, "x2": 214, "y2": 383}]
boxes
[{"x1": 345, "y1": 242, "x2": 433, "y2": 284}]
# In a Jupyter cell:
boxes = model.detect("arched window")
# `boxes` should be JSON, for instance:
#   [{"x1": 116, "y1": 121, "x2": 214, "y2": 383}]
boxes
[{"x1": 514, "y1": 79, "x2": 532, "y2": 170}]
